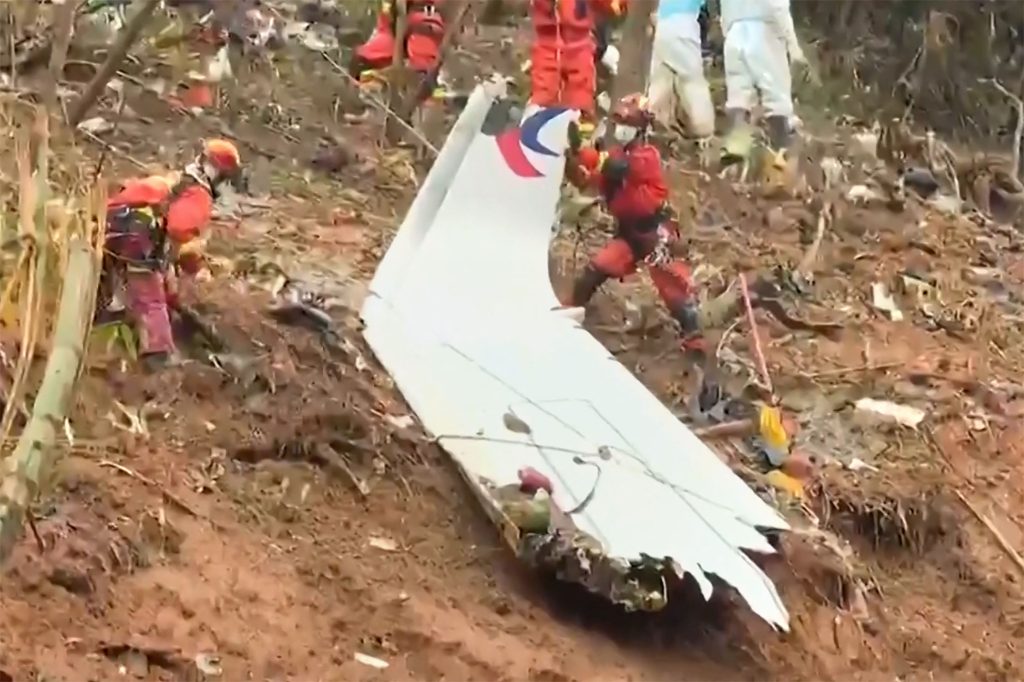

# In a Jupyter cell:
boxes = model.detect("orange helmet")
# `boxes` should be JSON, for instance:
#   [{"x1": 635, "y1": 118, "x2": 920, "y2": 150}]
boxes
[
  {"x1": 202, "y1": 138, "x2": 241, "y2": 174},
  {"x1": 611, "y1": 93, "x2": 654, "y2": 128}
]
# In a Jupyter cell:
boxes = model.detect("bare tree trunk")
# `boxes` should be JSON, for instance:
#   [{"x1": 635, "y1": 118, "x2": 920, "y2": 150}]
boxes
[
  {"x1": 384, "y1": 0, "x2": 409, "y2": 145},
  {"x1": 44, "y1": 0, "x2": 77, "y2": 118},
  {"x1": 605, "y1": 1, "x2": 658, "y2": 144},
  {"x1": 68, "y1": 0, "x2": 162, "y2": 127}
]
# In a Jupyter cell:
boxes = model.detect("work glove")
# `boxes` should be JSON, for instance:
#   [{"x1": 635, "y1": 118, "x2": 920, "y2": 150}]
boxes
[
  {"x1": 788, "y1": 42, "x2": 807, "y2": 66},
  {"x1": 601, "y1": 44, "x2": 620, "y2": 76},
  {"x1": 789, "y1": 43, "x2": 821, "y2": 87}
]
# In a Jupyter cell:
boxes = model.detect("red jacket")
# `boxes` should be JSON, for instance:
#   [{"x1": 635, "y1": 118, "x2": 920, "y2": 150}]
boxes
[
  {"x1": 107, "y1": 176, "x2": 213, "y2": 244},
  {"x1": 578, "y1": 143, "x2": 667, "y2": 223},
  {"x1": 531, "y1": 0, "x2": 622, "y2": 43}
]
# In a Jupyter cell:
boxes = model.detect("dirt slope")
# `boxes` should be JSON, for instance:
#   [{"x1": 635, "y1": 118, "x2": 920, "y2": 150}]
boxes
[{"x1": 2, "y1": 16, "x2": 1023, "y2": 682}]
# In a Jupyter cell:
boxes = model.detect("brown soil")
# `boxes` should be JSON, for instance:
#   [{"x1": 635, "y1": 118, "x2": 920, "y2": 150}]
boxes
[{"x1": 2, "y1": 16, "x2": 1023, "y2": 682}]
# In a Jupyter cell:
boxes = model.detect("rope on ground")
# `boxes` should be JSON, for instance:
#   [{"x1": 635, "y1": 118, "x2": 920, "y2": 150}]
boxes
[
  {"x1": 739, "y1": 273, "x2": 774, "y2": 397},
  {"x1": 318, "y1": 51, "x2": 439, "y2": 157}
]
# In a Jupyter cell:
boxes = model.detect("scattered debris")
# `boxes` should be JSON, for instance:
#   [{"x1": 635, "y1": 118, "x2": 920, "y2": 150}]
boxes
[
  {"x1": 76, "y1": 116, "x2": 115, "y2": 135},
  {"x1": 766, "y1": 469, "x2": 804, "y2": 499},
  {"x1": 385, "y1": 413, "x2": 416, "y2": 429},
  {"x1": 502, "y1": 411, "x2": 533, "y2": 435},
  {"x1": 854, "y1": 398, "x2": 926, "y2": 428},
  {"x1": 353, "y1": 652, "x2": 390, "y2": 670},
  {"x1": 870, "y1": 282, "x2": 904, "y2": 321},
  {"x1": 367, "y1": 535, "x2": 400, "y2": 552},
  {"x1": 194, "y1": 652, "x2": 223, "y2": 677},
  {"x1": 846, "y1": 457, "x2": 880, "y2": 473}
]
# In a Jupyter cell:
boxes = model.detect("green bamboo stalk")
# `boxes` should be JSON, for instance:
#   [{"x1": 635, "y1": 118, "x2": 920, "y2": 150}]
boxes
[{"x1": 0, "y1": 236, "x2": 96, "y2": 561}]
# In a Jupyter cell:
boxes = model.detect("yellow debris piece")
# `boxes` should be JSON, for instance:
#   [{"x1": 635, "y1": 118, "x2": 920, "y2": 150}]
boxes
[
  {"x1": 766, "y1": 469, "x2": 804, "y2": 499},
  {"x1": 759, "y1": 405, "x2": 789, "y2": 451}
]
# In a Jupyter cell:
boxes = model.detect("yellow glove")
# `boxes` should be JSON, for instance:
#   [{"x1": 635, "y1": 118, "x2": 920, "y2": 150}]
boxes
[
  {"x1": 766, "y1": 469, "x2": 804, "y2": 500},
  {"x1": 176, "y1": 236, "x2": 206, "y2": 257}
]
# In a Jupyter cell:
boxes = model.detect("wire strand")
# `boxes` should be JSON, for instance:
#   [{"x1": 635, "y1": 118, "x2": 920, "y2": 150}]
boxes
[{"x1": 319, "y1": 50, "x2": 440, "y2": 156}]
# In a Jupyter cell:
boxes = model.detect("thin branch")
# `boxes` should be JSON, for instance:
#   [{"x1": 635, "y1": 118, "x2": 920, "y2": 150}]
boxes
[
  {"x1": 319, "y1": 51, "x2": 438, "y2": 155},
  {"x1": 384, "y1": 0, "x2": 410, "y2": 145},
  {"x1": 68, "y1": 0, "x2": 161, "y2": 127},
  {"x1": 981, "y1": 77, "x2": 1023, "y2": 179}
]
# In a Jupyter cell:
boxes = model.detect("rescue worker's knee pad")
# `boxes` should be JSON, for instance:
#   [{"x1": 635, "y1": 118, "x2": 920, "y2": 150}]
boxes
[{"x1": 591, "y1": 238, "x2": 638, "y2": 278}]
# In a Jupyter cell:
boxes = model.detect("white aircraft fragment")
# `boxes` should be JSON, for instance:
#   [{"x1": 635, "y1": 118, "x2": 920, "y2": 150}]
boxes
[{"x1": 361, "y1": 78, "x2": 790, "y2": 630}]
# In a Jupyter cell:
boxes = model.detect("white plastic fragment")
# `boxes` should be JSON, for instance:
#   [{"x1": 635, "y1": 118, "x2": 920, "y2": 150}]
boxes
[
  {"x1": 870, "y1": 282, "x2": 903, "y2": 321},
  {"x1": 854, "y1": 398, "x2": 926, "y2": 428},
  {"x1": 354, "y1": 653, "x2": 390, "y2": 669},
  {"x1": 368, "y1": 536, "x2": 399, "y2": 552}
]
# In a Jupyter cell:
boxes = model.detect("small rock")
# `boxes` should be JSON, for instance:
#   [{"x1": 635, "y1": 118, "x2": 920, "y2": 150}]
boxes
[
  {"x1": 48, "y1": 567, "x2": 94, "y2": 596},
  {"x1": 764, "y1": 206, "x2": 788, "y2": 232},
  {"x1": 311, "y1": 143, "x2": 355, "y2": 174},
  {"x1": 120, "y1": 649, "x2": 149, "y2": 678},
  {"x1": 195, "y1": 652, "x2": 223, "y2": 677},
  {"x1": 780, "y1": 388, "x2": 820, "y2": 412},
  {"x1": 338, "y1": 187, "x2": 369, "y2": 205},
  {"x1": 246, "y1": 156, "x2": 274, "y2": 197}
]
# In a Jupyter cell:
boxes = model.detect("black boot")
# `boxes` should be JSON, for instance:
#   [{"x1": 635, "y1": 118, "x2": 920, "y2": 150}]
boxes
[
  {"x1": 672, "y1": 301, "x2": 722, "y2": 412},
  {"x1": 140, "y1": 350, "x2": 184, "y2": 372},
  {"x1": 140, "y1": 351, "x2": 172, "y2": 372},
  {"x1": 570, "y1": 265, "x2": 609, "y2": 308},
  {"x1": 348, "y1": 54, "x2": 368, "y2": 80},
  {"x1": 765, "y1": 115, "x2": 792, "y2": 151},
  {"x1": 671, "y1": 302, "x2": 707, "y2": 358}
]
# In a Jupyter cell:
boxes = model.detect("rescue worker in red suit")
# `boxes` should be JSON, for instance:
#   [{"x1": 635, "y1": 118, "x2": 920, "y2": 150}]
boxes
[
  {"x1": 529, "y1": 0, "x2": 626, "y2": 126},
  {"x1": 350, "y1": 0, "x2": 445, "y2": 98},
  {"x1": 103, "y1": 139, "x2": 242, "y2": 369},
  {"x1": 563, "y1": 94, "x2": 705, "y2": 355}
]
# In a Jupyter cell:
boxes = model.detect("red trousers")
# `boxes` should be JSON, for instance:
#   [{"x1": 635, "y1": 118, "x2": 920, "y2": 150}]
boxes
[
  {"x1": 530, "y1": 41, "x2": 596, "y2": 114},
  {"x1": 590, "y1": 237, "x2": 694, "y2": 310},
  {"x1": 124, "y1": 270, "x2": 176, "y2": 355}
]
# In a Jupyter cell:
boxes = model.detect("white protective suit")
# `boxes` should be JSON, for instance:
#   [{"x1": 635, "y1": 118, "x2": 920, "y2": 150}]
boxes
[
  {"x1": 648, "y1": 0, "x2": 714, "y2": 137},
  {"x1": 720, "y1": 0, "x2": 803, "y2": 119}
]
